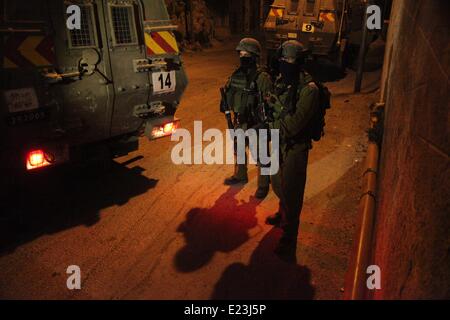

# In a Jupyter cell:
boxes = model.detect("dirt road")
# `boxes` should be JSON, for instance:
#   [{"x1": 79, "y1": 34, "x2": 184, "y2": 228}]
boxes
[{"x1": 0, "y1": 41, "x2": 380, "y2": 300}]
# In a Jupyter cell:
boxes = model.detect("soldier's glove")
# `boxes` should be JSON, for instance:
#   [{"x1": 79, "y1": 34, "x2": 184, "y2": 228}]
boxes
[{"x1": 266, "y1": 93, "x2": 284, "y2": 120}]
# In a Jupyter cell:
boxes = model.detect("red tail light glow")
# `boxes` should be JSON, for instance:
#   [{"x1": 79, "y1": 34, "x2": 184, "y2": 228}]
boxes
[
  {"x1": 163, "y1": 122, "x2": 175, "y2": 133},
  {"x1": 26, "y1": 149, "x2": 52, "y2": 170},
  {"x1": 151, "y1": 120, "x2": 180, "y2": 139}
]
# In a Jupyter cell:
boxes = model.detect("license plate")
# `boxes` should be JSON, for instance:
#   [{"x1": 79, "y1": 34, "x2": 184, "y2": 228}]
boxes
[
  {"x1": 7, "y1": 109, "x2": 49, "y2": 126},
  {"x1": 4, "y1": 87, "x2": 39, "y2": 113},
  {"x1": 288, "y1": 33, "x2": 297, "y2": 39},
  {"x1": 152, "y1": 71, "x2": 176, "y2": 94},
  {"x1": 302, "y1": 23, "x2": 315, "y2": 33}
]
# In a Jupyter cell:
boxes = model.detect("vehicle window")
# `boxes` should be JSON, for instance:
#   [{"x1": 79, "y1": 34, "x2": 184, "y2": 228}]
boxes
[
  {"x1": 304, "y1": 0, "x2": 316, "y2": 16},
  {"x1": 4, "y1": 0, "x2": 46, "y2": 22},
  {"x1": 109, "y1": 4, "x2": 138, "y2": 46},
  {"x1": 68, "y1": 4, "x2": 97, "y2": 48},
  {"x1": 289, "y1": 0, "x2": 299, "y2": 15}
]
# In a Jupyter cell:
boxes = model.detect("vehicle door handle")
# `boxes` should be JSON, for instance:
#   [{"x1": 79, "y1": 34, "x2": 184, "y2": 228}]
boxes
[
  {"x1": 42, "y1": 71, "x2": 81, "y2": 83},
  {"x1": 133, "y1": 59, "x2": 167, "y2": 72}
]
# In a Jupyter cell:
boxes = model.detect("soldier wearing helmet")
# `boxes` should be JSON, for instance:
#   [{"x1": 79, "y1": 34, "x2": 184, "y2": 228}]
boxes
[
  {"x1": 220, "y1": 38, "x2": 273, "y2": 199},
  {"x1": 264, "y1": 40, "x2": 320, "y2": 261}
]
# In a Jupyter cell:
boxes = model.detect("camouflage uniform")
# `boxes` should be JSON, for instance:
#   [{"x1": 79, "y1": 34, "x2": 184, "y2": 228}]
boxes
[
  {"x1": 221, "y1": 38, "x2": 273, "y2": 196},
  {"x1": 266, "y1": 40, "x2": 320, "y2": 258}
]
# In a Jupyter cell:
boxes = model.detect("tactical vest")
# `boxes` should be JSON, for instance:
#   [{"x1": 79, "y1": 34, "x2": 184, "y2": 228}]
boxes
[{"x1": 225, "y1": 67, "x2": 261, "y2": 116}]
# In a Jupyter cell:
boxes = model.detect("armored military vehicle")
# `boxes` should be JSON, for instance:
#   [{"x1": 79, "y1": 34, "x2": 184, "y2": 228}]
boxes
[
  {"x1": 0, "y1": 0, "x2": 188, "y2": 174},
  {"x1": 264, "y1": 0, "x2": 365, "y2": 69}
]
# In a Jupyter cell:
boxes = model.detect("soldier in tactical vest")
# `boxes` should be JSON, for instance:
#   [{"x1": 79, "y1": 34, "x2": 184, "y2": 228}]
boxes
[
  {"x1": 264, "y1": 40, "x2": 320, "y2": 261},
  {"x1": 220, "y1": 38, "x2": 273, "y2": 199}
]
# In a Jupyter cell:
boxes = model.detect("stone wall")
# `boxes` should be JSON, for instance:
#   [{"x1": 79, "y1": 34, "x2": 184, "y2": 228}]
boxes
[{"x1": 372, "y1": 0, "x2": 449, "y2": 299}]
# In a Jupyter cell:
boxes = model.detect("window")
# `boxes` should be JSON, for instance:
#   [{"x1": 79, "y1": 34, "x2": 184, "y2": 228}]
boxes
[
  {"x1": 304, "y1": 0, "x2": 316, "y2": 16},
  {"x1": 68, "y1": 4, "x2": 97, "y2": 48},
  {"x1": 289, "y1": 0, "x2": 299, "y2": 15},
  {"x1": 109, "y1": 5, "x2": 138, "y2": 46}
]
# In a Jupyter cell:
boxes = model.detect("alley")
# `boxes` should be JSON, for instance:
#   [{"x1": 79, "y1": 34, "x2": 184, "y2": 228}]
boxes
[{"x1": 0, "y1": 40, "x2": 381, "y2": 300}]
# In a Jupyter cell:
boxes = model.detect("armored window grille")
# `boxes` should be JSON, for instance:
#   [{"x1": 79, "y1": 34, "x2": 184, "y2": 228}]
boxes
[
  {"x1": 304, "y1": 0, "x2": 316, "y2": 16},
  {"x1": 68, "y1": 4, "x2": 97, "y2": 48},
  {"x1": 110, "y1": 5, "x2": 138, "y2": 46}
]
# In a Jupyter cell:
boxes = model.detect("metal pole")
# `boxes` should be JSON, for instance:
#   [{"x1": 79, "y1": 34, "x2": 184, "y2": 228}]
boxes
[
  {"x1": 337, "y1": 0, "x2": 347, "y2": 47},
  {"x1": 344, "y1": 102, "x2": 384, "y2": 300},
  {"x1": 354, "y1": 0, "x2": 371, "y2": 93},
  {"x1": 344, "y1": 135, "x2": 379, "y2": 299}
]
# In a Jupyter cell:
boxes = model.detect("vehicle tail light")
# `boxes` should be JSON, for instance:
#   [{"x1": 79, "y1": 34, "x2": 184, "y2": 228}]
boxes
[
  {"x1": 26, "y1": 149, "x2": 52, "y2": 170},
  {"x1": 151, "y1": 120, "x2": 180, "y2": 139}
]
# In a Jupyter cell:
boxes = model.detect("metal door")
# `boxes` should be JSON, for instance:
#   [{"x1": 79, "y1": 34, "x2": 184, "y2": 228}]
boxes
[
  {"x1": 100, "y1": 0, "x2": 152, "y2": 138},
  {"x1": 50, "y1": 0, "x2": 115, "y2": 145}
]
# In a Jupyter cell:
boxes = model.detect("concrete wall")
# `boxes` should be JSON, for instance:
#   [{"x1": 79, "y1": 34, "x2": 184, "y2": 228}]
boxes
[{"x1": 372, "y1": 0, "x2": 449, "y2": 299}]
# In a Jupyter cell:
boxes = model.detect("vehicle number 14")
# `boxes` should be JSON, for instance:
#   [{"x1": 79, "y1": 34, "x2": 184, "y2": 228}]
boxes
[{"x1": 152, "y1": 71, "x2": 176, "y2": 94}]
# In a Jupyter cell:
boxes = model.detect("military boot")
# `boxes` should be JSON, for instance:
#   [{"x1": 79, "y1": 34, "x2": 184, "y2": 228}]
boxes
[
  {"x1": 255, "y1": 170, "x2": 270, "y2": 199},
  {"x1": 224, "y1": 164, "x2": 248, "y2": 185},
  {"x1": 274, "y1": 236, "x2": 297, "y2": 263},
  {"x1": 265, "y1": 212, "x2": 282, "y2": 226},
  {"x1": 255, "y1": 187, "x2": 269, "y2": 199}
]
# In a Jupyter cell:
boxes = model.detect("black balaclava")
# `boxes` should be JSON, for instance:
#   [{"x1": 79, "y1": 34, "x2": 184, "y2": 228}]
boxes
[
  {"x1": 240, "y1": 56, "x2": 256, "y2": 71},
  {"x1": 279, "y1": 60, "x2": 301, "y2": 84}
]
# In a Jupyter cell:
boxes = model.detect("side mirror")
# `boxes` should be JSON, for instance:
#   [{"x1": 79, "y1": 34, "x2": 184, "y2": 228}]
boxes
[{"x1": 80, "y1": 49, "x2": 101, "y2": 75}]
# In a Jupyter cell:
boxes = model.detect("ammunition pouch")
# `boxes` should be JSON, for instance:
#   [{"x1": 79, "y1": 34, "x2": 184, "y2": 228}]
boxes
[{"x1": 226, "y1": 67, "x2": 262, "y2": 118}]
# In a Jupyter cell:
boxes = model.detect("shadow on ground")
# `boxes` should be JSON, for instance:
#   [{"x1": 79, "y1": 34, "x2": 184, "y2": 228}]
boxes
[
  {"x1": 0, "y1": 161, "x2": 157, "y2": 255},
  {"x1": 211, "y1": 228, "x2": 315, "y2": 300},
  {"x1": 174, "y1": 186, "x2": 261, "y2": 272}
]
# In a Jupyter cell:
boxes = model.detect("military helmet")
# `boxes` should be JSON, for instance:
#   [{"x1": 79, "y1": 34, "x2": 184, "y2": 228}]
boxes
[
  {"x1": 280, "y1": 40, "x2": 308, "y2": 60},
  {"x1": 236, "y1": 38, "x2": 262, "y2": 57}
]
